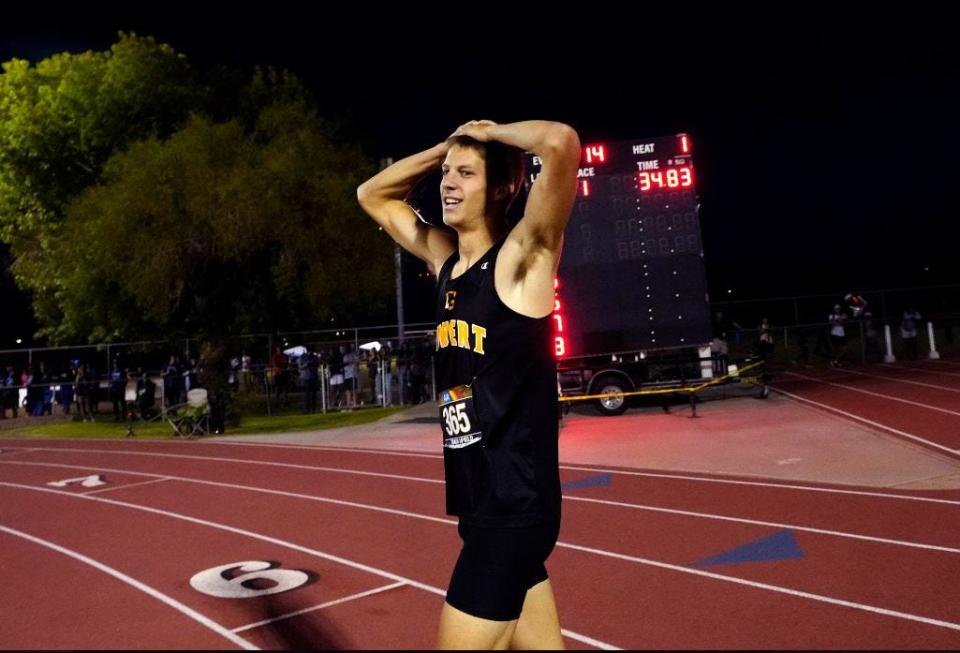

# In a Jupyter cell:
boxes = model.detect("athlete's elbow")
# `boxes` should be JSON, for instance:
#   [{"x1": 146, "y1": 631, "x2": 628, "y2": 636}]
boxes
[
  {"x1": 544, "y1": 123, "x2": 581, "y2": 158},
  {"x1": 356, "y1": 180, "x2": 386, "y2": 212},
  {"x1": 356, "y1": 180, "x2": 373, "y2": 207}
]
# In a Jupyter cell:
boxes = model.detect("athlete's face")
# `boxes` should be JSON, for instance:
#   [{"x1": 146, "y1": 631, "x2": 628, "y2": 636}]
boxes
[{"x1": 440, "y1": 145, "x2": 487, "y2": 229}]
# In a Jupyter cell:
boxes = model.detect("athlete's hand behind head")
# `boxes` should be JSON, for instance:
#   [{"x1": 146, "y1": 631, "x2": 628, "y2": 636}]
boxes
[{"x1": 448, "y1": 119, "x2": 498, "y2": 143}]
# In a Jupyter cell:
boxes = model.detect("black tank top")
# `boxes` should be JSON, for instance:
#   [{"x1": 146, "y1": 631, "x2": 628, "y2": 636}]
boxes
[{"x1": 434, "y1": 236, "x2": 561, "y2": 527}]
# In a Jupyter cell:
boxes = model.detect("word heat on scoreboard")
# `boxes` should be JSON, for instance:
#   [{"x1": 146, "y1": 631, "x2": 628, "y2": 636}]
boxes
[{"x1": 525, "y1": 133, "x2": 712, "y2": 359}]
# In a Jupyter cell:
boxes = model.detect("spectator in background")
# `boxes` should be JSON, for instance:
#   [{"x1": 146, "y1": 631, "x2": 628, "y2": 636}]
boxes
[
  {"x1": 376, "y1": 342, "x2": 394, "y2": 406},
  {"x1": 901, "y1": 307, "x2": 922, "y2": 360},
  {"x1": 2, "y1": 365, "x2": 18, "y2": 419},
  {"x1": 366, "y1": 348, "x2": 379, "y2": 404},
  {"x1": 329, "y1": 345, "x2": 345, "y2": 408},
  {"x1": 124, "y1": 368, "x2": 138, "y2": 419},
  {"x1": 828, "y1": 304, "x2": 847, "y2": 368},
  {"x1": 269, "y1": 346, "x2": 287, "y2": 401},
  {"x1": 57, "y1": 366, "x2": 74, "y2": 415},
  {"x1": 708, "y1": 313, "x2": 730, "y2": 376},
  {"x1": 21, "y1": 365, "x2": 36, "y2": 417},
  {"x1": 227, "y1": 355, "x2": 240, "y2": 393},
  {"x1": 183, "y1": 357, "x2": 198, "y2": 393},
  {"x1": 398, "y1": 341, "x2": 413, "y2": 404},
  {"x1": 300, "y1": 350, "x2": 319, "y2": 413},
  {"x1": 136, "y1": 368, "x2": 156, "y2": 420},
  {"x1": 710, "y1": 332, "x2": 729, "y2": 377},
  {"x1": 240, "y1": 350, "x2": 253, "y2": 393},
  {"x1": 74, "y1": 363, "x2": 92, "y2": 422},
  {"x1": 343, "y1": 344, "x2": 359, "y2": 410},
  {"x1": 756, "y1": 318, "x2": 775, "y2": 383},
  {"x1": 37, "y1": 362, "x2": 53, "y2": 416},
  {"x1": 110, "y1": 359, "x2": 125, "y2": 420},
  {"x1": 162, "y1": 355, "x2": 182, "y2": 407},
  {"x1": 844, "y1": 293, "x2": 868, "y2": 319}
]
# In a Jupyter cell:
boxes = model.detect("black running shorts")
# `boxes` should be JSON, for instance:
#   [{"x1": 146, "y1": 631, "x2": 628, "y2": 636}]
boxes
[{"x1": 445, "y1": 519, "x2": 561, "y2": 622}]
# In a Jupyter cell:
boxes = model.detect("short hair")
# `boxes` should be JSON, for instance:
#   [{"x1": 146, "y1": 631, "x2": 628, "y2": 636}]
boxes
[{"x1": 448, "y1": 135, "x2": 524, "y2": 225}]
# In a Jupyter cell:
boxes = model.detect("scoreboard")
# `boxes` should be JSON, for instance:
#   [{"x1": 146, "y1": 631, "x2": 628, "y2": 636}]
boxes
[{"x1": 525, "y1": 134, "x2": 711, "y2": 359}]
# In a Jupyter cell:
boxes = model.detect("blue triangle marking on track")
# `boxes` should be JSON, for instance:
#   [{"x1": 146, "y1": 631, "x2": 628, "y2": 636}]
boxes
[
  {"x1": 561, "y1": 473, "x2": 612, "y2": 491},
  {"x1": 690, "y1": 529, "x2": 804, "y2": 567}
]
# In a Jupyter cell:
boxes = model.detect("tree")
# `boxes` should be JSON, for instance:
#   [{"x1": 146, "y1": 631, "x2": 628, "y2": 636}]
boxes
[
  {"x1": 50, "y1": 104, "x2": 391, "y2": 345},
  {"x1": 0, "y1": 33, "x2": 208, "y2": 332},
  {"x1": 0, "y1": 34, "x2": 399, "y2": 418},
  {"x1": 0, "y1": 33, "x2": 204, "y2": 244},
  {"x1": 1, "y1": 34, "x2": 394, "y2": 350}
]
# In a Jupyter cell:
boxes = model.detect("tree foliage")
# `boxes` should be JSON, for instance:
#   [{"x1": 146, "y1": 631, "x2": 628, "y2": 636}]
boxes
[
  {"x1": 0, "y1": 33, "x2": 393, "y2": 346},
  {"x1": 0, "y1": 33, "x2": 203, "y2": 246},
  {"x1": 49, "y1": 105, "x2": 390, "y2": 343}
]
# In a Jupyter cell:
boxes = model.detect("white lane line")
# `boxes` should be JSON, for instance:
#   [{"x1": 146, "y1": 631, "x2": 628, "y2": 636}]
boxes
[
  {"x1": 835, "y1": 368, "x2": 960, "y2": 393},
  {"x1": 232, "y1": 581, "x2": 407, "y2": 633},
  {"x1": 885, "y1": 363, "x2": 960, "y2": 380},
  {"x1": 83, "y1": 477, "x2": 173, "y2": 496},
  {"x1": 565, "y1": 496, "x2": 960, "y2": 554},
  {"x1": 0, "y1": 447, "x2": 41, "y2": 456},
  {"x1": 0, "y1": 482, "x2": 445, "y2": 592},
  {"x1": 4, "y1": 481, "x2": 960, "y2": 639},
  {"x1": 0, "y1": 524, "x2": 258, "y2": 650},
  {"x1": 560, "y1": 627, "x2": 619, "y2": 650},
  {"x1": 0, "y1": 482, "x2": 618, "y2": 651},
  {"x1": 6, "y1": 444, "x2": 960, "y2": 505},
  {"x1": 1, "y1": 461, "x2": 960, "y2": 553},
  {"x1": 3, "y1": 460, "x2": 959, "y2": 555},
  {"x1": 557, "y1": 462, "x2": 960, "y2": 504},
  {"x1": 0, "y1": 447, "x2": 444, "y2": 485},
  {"x1": 783, "y1": 371, "x2": 960, "y2": 417},
  {"x1": 190, "y1": 442, "x2": 960, "y2": 505},
  {"x1": 0, "y1": 460, "x2": 455, "y2": 524},
  {"x1": 198, "y1": 441, "x2": 444, "y2": 459},
  {"x1": 557, "y1": 540, "x2": 960, "y2": 633},
  {"x1": 769, "y1": 386, "x2": 960, "y2": 457}
]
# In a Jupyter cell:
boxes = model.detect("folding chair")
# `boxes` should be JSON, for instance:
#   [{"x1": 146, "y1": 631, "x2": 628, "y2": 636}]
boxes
[{"x1": 168, "y1": 388, "x2": 209, "y2": 438}]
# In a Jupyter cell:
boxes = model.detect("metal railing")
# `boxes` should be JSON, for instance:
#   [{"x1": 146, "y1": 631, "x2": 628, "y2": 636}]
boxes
[
  {"x1": 3, "y1": 280, "x2": 957, "y2": 422},
  {"x1": 1, "y1": 330, "x2": 438, "y2": 422},
  {"x1": 717, "y1": 318, "x2": 953, "y2": 368}
]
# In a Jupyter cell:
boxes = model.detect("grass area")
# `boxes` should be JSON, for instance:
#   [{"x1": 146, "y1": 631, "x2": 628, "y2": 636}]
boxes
[{"x1": 3, "y1": 406, "x2": 408, "y2": 440}]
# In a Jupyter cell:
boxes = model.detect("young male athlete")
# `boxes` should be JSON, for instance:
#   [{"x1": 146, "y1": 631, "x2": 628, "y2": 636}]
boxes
[{"x1": 357, "y1": 119, "x2": 580, "y2": 649}]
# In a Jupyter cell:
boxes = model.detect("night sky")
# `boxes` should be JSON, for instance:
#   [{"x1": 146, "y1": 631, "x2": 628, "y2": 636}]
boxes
[{"x1": 1, "y1": 10, "x2": 956, "y2": 343}]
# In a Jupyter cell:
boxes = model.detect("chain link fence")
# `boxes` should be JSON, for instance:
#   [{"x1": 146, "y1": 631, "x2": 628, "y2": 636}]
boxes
[
  {"x1": 1, "y1": 326, "x2": 438, "y2": 423},
  {"x1": 719, "y1": 318, "x2": 955, "y2": 370},
  {"x1": 3, "y1": 284, "x2": 957, "y2": 423}
]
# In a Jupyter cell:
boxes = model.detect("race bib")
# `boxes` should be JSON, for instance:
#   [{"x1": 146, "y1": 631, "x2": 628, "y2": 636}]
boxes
[{"x1": 438, "y1": 385, "x2": 482, "y2": 449}]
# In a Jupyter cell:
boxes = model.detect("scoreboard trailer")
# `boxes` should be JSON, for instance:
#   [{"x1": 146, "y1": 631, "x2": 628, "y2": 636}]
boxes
[{"x1": 525, "y1": 134, "x2": 716, "y2": 414}]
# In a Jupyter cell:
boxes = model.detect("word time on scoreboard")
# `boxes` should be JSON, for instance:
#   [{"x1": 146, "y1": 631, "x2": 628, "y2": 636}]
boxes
[{"x1": 525, "y1": 133, "x2": 712, "y2": 359}]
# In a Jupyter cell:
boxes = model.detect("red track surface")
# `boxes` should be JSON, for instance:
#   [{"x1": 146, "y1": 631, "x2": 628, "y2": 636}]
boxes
[
  {"x1": 774, "y1": 360, "x2": 960, "y2": 454},
  {"x1": 1, "y1": 358, "x2": 959, "y2": 649}
]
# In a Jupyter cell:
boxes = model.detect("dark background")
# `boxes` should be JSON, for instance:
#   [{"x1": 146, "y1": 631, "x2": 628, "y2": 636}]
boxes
[{"x1": 2, "y1": 10, "x2": 956, "y2": 342}]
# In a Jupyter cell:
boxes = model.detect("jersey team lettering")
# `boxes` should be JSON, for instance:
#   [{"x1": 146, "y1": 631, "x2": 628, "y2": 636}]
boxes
[{"x1": 435, "y1": 319, "x2": 487, "y2": 354}]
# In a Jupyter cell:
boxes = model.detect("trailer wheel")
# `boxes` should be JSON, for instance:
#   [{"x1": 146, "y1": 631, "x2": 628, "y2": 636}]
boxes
[{"x1": 593, "y1": 376, "x2": 629, "y2": 416}]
